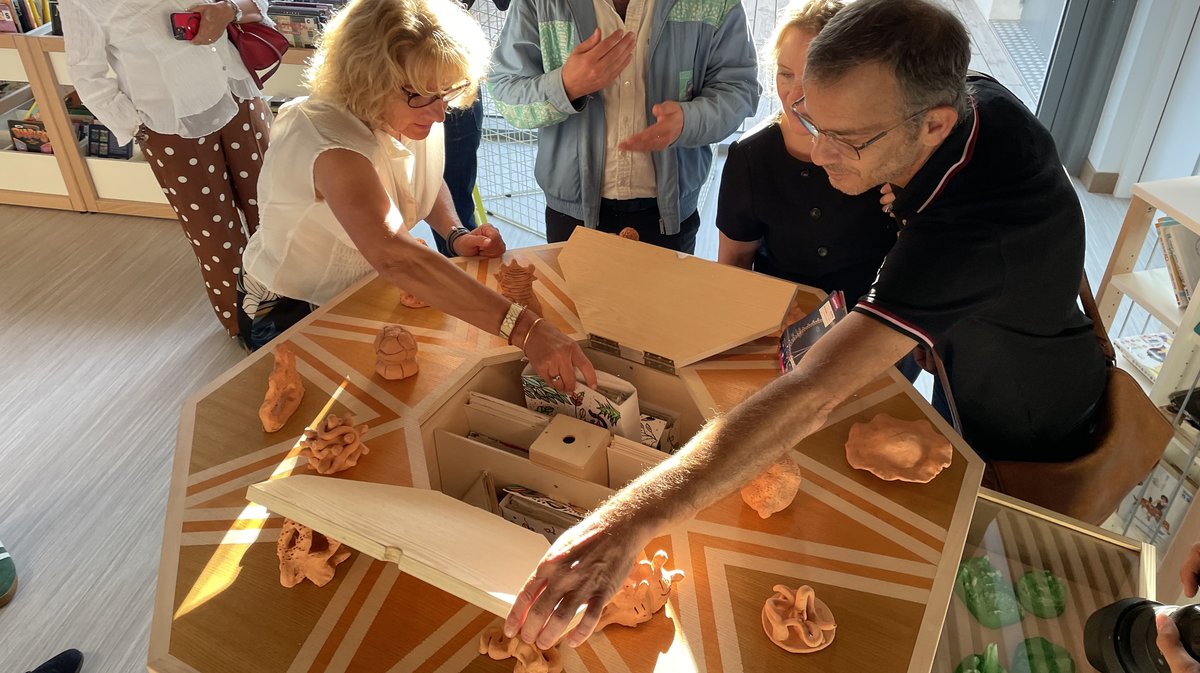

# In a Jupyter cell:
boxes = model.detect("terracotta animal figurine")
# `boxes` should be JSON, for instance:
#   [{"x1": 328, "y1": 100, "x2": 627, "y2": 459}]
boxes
[
  {"x1": 596, "y1": 550, "x2": 685, "y2": 631},
  {"x1": 495, "y1": 259, "x2": 542, "y2": 316},
  {"x1": 373, "y1": 324, "x2": 419, "y2": 380},
  {"x1": 276, "y1": 518, "x2": 352, "y2": 588},
  {"x1": 478, "y1": 624, "x2": 563, "y2": 673},
  {"x1": 618, "y1": 227, "x2": 640, "y2": 241},
  {"x1": 844, "y1": 413, "x2": 953, "y2": 483},
  {"x1": 761, "y1": 584, "x2": 836, "y2": 653},
  {"x1": 397, "y1": 238, "x2": 430, "y2": 308},
  {"x1": 259, "y1": 343, "x2": 306, "y2": 433},
  {"x1": 298, "y1": 413, "x2": 370, "y2": 474},
  {"x1": 741, "y1": 456, "x2": 804, "y2": 519}
]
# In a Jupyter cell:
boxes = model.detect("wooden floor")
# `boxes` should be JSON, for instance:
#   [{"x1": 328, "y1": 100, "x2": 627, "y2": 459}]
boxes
[{"x1": 0, "y1": 180, "x2": 1128, "y2": 672}]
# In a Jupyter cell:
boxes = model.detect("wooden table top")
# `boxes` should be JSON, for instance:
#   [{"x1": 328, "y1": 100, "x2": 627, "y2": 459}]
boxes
[{"x1": 150, "y1": 243, "x2": 985, "y2": 673}]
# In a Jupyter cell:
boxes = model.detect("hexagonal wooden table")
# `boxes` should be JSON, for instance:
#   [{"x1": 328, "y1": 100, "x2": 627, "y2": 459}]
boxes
[{"x1": 149, "y1": 234, "x2": 984, "y2": 673}]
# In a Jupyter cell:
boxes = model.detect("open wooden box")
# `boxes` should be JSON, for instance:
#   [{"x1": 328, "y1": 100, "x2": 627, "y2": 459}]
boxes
[{"x1": 153, "y1": 227, "x2": 985, "y2": 673}]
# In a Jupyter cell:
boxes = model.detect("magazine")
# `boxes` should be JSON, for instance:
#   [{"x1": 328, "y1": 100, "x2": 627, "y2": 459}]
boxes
[
  {"x1": 1113, "y1": 332, "x2": 1172, "y2": 382},
  {"x1": 779, "y1": 290, "x2": 846, "y2": 373}
]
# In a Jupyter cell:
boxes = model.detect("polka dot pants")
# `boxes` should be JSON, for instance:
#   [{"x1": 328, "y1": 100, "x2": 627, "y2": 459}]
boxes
[{"x1": 139, "y1": 97, "x2": 271, "y2": 337}]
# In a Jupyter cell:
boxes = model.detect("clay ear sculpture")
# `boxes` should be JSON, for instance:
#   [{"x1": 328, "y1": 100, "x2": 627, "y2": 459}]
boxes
[
  {"x1": 397, "y1": 239, "x2": 430, "y2": 308},
  {"x1": 596, "y1": 550, "x2": 685, "y2": 631},
  {"x1": 740, "y1": 456, "x2": 804, "y2": 518},
  {"x1": 618, "y1": 227, "x2": 640, "y2": 241},
  {"x1": 478, "y1": 624, "x2": 564, "y2": 673},
  {"x1": 844, "y1": 413, "x2": 953, "y2": 483},
  {"x1": 276, "y1": 518, "x2": 352, "y2": 588},
  {"x1": 761, "y1": 584, "x2": 836, "y2": 653},
  {"x1": 259, "y1": 343, "x2": 306, "y2": 433},
  {"x1": 298, "y1": 413, "x2": 370, "y2": 475},
  {"x1": 495, "y1": 259, "x2": 542, "y2": 317},
  {"x1": 373, "y1": 324, "x2": 419, "y2": 380}
]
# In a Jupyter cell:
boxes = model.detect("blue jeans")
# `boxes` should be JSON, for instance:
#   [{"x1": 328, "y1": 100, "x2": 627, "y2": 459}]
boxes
[{"x1": 432, "y1": 96, "x2": 484, "y2": 257}]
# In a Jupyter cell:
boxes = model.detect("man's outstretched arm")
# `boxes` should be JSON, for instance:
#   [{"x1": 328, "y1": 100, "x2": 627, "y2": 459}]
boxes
[{"x1": 504, "y1": 312, "x2": 918, "y2": 649}]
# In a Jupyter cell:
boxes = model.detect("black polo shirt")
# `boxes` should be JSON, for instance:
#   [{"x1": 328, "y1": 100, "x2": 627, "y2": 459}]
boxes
[
  {"x1": 717, "y1": 119, "x2": 898, "y2": 305},
  {"x1": 853, "y1": 76, "x2": 1108, "y2": 461}
]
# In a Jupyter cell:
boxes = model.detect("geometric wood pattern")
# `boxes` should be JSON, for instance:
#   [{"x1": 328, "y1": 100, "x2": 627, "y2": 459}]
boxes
[{"x1": 152, "y1": 242, "x2": 985, "y2": 673}]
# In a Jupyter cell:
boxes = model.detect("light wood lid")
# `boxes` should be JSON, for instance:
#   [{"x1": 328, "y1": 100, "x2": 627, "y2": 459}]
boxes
[{"x1": 558, "y1": 227, "x2": 798, "y2": 369}]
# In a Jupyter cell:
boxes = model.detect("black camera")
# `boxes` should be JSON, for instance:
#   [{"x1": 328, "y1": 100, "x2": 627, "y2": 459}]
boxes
[{"x1": 1085, "y1": 598, "x2": 1200, "y2": 672}]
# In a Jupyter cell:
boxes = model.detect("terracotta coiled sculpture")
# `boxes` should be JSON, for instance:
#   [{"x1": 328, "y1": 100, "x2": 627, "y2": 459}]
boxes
[
  {"x1": 298, "y1": 413, "x2": 370, "y2": 475},
  {"x1": 374, "y1": 324, "x2": 419, "y2": 380},
  {"x1": 596, "y1": 550, "x2": 685, "y2": 630},
  {"x1": 740, "y1": 456, "x2": 804, "y2": 519},
  {"x1": 495, "y1": 259, "x2": 542, "y2": 317},
  {"x1": 761, "y1": 584, "x2": 836, "y2": 653},
  {"x1": 276, "y1": 518, "x2": 352, "y2": 588},
  {"x1": 478, "y1": 624, "x2": 563, "y2": 673},
  {"x1": 259, "y1": 343, "x2": 305, "y2": 433}
]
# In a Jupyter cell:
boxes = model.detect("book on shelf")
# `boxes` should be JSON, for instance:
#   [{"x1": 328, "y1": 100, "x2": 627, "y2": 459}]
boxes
[
  {"x1": 7, "y1": 117, "x2": 52, "y2": 153},
  {"x1": 0, "y1": 0, "x2": 19, "y2": 32},
  {"x1": 1161, "y1": 216, "x2": 1200, "y2": 308},
  {"x1": 1157, "y1": 216, "x2": 1189, "y2": 308},
  {"x1": 779, "y1": 290, "x2": 846, "y2": 373},
  {"x1": 1113, "y1": 332, "x2": 1172, "y2": 382}
]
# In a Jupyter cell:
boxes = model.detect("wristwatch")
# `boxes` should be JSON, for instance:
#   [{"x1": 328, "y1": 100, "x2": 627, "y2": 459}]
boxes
[
  {"x1": 221, "y1": 0, "x2": 243, "y2": 23},
  {"x1": 499, "y1": 303, "x2": 526, "y2": 344}
]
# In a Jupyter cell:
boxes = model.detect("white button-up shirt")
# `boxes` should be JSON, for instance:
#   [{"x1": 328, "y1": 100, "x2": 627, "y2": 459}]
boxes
[
  {"x1": 592, "y1": 0, "x2": 658, "y2": 199},
  {"x1": 60, "y1": 0, "x2": 271, "y2": 146}
]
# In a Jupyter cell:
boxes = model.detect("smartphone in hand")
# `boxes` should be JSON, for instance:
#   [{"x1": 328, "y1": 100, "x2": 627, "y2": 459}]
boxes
[{"x1": 170, "y1": 12, "x2": 202, "y2": 40}]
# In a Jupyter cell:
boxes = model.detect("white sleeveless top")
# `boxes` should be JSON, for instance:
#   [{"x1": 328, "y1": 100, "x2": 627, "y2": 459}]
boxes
[{"x1": 243, "y1": 96, "x2": 444, "y2": 306}]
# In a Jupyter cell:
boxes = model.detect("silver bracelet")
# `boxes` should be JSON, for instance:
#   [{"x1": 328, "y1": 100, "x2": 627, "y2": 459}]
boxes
[{"x1": 221, "y1": 0, "x2": 243, "y2": 23}]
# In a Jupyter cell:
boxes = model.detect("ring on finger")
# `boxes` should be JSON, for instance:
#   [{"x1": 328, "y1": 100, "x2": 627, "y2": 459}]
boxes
[{"x1": 551, "y1": 375, "x2": 563, "y2": 382}]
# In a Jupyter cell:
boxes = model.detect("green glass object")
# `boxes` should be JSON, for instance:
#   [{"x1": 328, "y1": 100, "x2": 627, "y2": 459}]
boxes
[
  {"x1": 955, "y1": 557, "x2": 1025, "y2": 628},
  {"x1": 955, "y1": 643, "x2": 1006, "y2": 673},
  {"x1": 1011, "y1": 637, "x2": 1075, "y2": 673},
  {"x1": 1015, "y1": 570, "x2": 1068, "y2": 619}
]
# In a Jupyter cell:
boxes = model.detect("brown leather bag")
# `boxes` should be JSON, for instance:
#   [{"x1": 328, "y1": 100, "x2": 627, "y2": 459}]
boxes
[{"x1": 939, "y1": 274, "x2": 1172, "y2": 525}]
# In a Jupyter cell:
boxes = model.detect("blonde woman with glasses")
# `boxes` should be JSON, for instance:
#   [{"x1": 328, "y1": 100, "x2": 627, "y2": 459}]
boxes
[{"x1": 240, "y1": 0, "x2": 594, "y2": 392}]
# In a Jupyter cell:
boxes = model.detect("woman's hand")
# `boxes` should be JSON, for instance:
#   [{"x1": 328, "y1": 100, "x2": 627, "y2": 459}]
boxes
[
  {"x1": 187, "y1": 2, "x2": 236, "y2": 45},
  {"x1": 452, "y1": 224, "x2": 507, "y2": 258},
  {"x1": 521, "y1": 318, "x2": 597, "y2": 393},
  {"x1": 505, "y1": 511, "x2": 647, "y2": 650}
]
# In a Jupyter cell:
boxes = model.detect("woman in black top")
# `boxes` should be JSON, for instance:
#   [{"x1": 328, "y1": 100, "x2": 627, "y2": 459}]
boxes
[{"x1": 716, "y1": 0, "x2": 896, "y2": 307}]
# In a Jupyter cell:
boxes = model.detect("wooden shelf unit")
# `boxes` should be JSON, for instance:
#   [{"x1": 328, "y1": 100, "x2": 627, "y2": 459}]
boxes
[
  {"x1": 1097, "y1": 174, "x2": 1200, "y2": 601},
  {"x1": 0, "y1": 30, "x2": 315, "y2": 218}
]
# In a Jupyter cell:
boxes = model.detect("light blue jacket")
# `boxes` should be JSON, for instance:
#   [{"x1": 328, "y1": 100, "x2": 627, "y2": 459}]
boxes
[{"x1": 488, "y1": 0, "x2": 760, "y2": 233}]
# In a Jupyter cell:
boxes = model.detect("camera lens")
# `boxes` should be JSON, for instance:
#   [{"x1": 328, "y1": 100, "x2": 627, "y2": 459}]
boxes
[{"x1": 1086, "y1": 599, "x2": 1200, "y2": 672}]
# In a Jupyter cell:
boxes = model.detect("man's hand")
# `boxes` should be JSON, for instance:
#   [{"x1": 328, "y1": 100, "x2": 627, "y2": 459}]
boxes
[
  {"x1": 880, "y1": 183, "x2": 897, "y2": 214},
  {"x1": 504, "y1": 513, "x2": 646, "y2": 649},
  {"x1": 561, "y1": 29, "x2": 636, "y2": 102},
  {"x1": 1158, "y1": 613, "x2": 1200, "y2": 672},
  {"x1": 618, "y1": 102, "x2": 684, "y2": 153},
  {"x1": 452, "y1": 224, "x2": 507, "y2": 258},
  {"x1": 187, "y1": 2, "x2": 235, "y2": 45}
]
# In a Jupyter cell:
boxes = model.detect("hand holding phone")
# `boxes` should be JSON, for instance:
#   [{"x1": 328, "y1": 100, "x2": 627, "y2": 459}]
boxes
[{"x1": 170, "y1": 11, "x2": 202, "y2": 40}]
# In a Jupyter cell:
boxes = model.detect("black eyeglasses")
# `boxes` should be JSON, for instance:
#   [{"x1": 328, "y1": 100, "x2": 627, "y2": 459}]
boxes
[
  {"x1": 402, "y1": 81, "x2": 471, "y2": 109},
  {"x1": 789, "y1": 95, "x2": 930, "y2": 160}
]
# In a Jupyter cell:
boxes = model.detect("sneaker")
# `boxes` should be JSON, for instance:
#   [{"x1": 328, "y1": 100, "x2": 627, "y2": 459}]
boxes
[
  {"x1": 27, "y1": 649, "x2": 83, "y2": 673},
  {"x1": 0, "y1": 539, "x2": 15, "y2": 607}
]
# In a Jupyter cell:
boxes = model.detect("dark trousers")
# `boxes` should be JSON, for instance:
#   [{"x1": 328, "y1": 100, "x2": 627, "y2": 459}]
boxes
[
  {"x1": 545, "y1": 199, "x2": 701, "y2": 254},
  {"x1": 431, "y1": 96, "x2": 484, "y2": 256}
]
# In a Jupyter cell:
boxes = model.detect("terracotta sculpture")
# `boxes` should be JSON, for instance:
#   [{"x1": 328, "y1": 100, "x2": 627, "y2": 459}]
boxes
[
  {"x1": 276, "y1": 518, "x2": 352, "y2": 588},
  {"x1": 299, "y1": 413, "x2": 370, "y2": 474},
  {"x1": 478, "y1": 624, "x2": 563, "y2": 673},
  {"x1": 740, "y1": 456, "x2": 804, "y2": 518},
  {"x1": 761, "y1": 584, "x2": 836, "y2": 653},
  {"x1": 373, "y1": 324, "x2": 419, "y2": 380},
  {"x1": 259, "y1": 343, "x2": 305, "y2": 433},
  {"x1": 596, "y1": 550, "x2": 685, "y2": 631},
  {"x1": 495, "y1": 259, "x2": 542, "y2": 316},
  {"x1": 844, "y1": 413, "x2": 953, "y2": 483},
  {"x1": 618, "y1": 227, "x2": 639, "y2": 241},
  {"x1": 397, "y1": 238, "x2": 430, "y2": 308}
]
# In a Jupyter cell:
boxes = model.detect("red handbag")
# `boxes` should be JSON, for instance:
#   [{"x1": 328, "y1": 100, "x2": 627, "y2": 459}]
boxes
[{"x1": 226, "y1": 22, "x2": 290, "y2": 88}]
